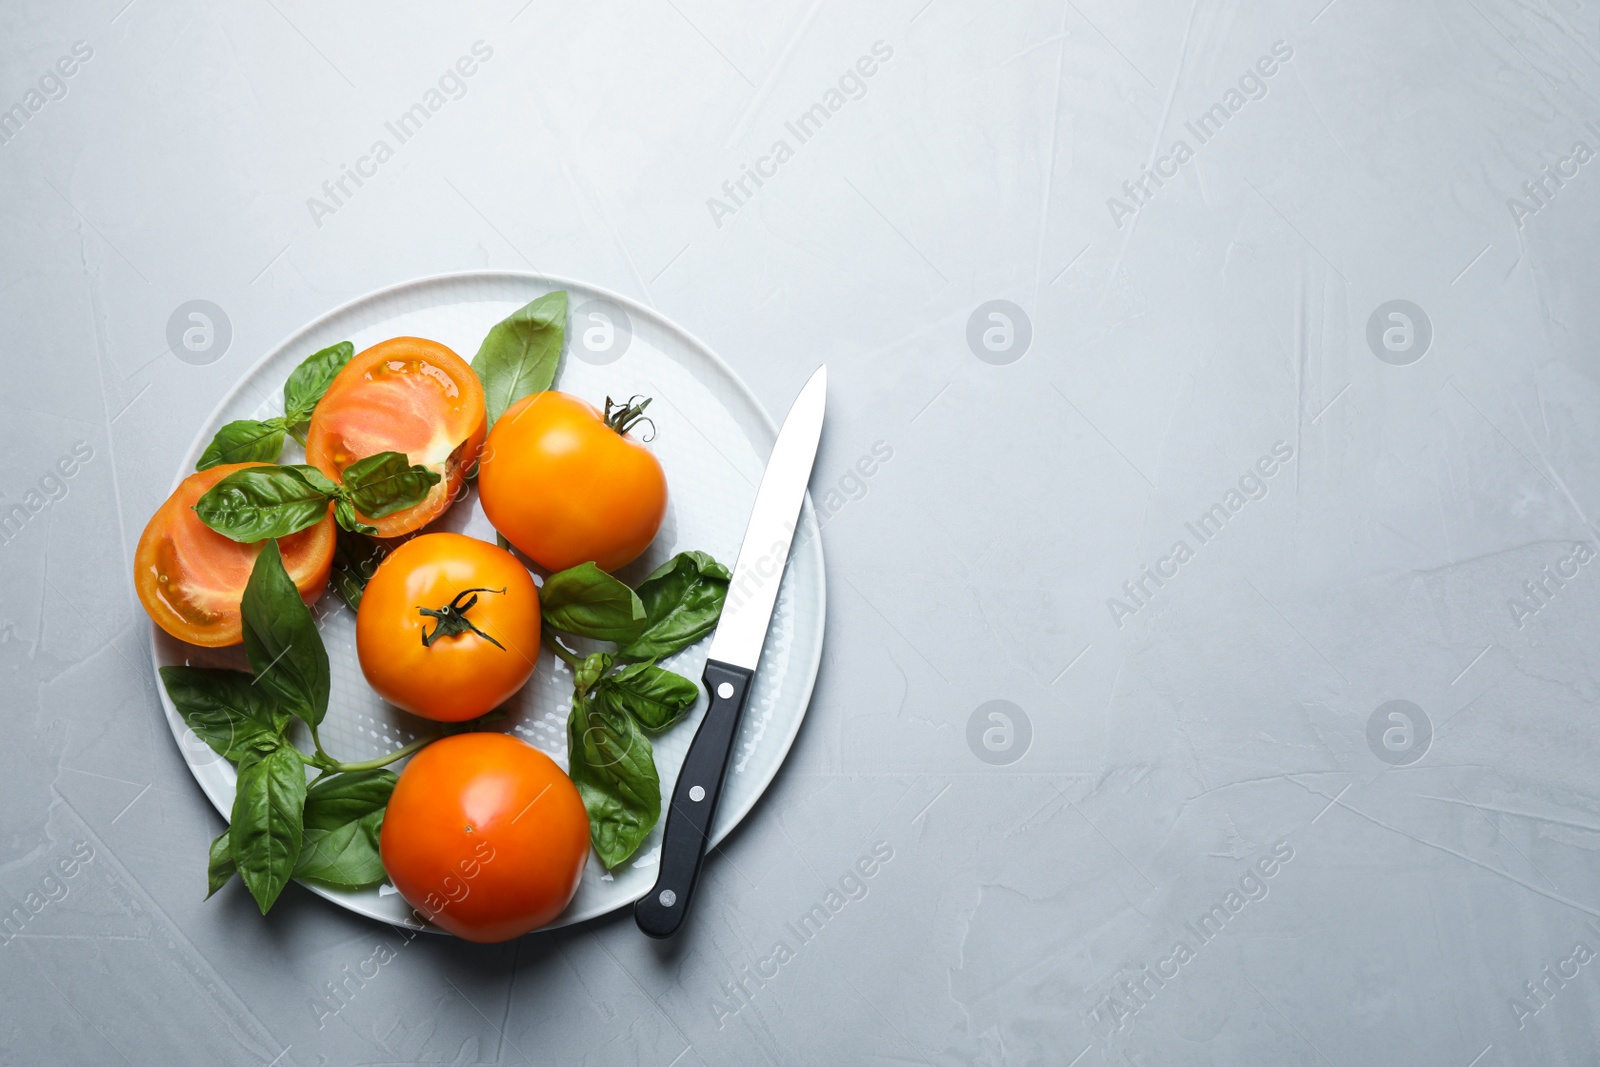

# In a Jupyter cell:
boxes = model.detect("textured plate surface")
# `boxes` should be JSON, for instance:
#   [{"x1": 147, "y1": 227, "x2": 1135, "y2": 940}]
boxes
[{"x1": 149, "y1": 271, "x2": 826, "y2": 931}]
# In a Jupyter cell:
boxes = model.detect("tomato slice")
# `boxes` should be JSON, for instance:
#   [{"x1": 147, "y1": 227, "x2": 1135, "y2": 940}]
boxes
[
  {"x1": 304, "y1": 337, "x2": 486, "y2": 538},
  {"x1": 135, "y1": 463, "x2": 335, "y2": 647}
]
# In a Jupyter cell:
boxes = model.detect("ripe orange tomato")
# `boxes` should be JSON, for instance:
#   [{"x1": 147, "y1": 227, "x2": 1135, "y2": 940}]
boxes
[
  {"x1": 305, "y1": 337, "x2": 486, "y2": 538},
  {"x1": 478, "y1": 392, "x2": 667, "y2": 573},
  {"x1": 136, "y1": 463, "x2": 335, "y2": 647},
  {"x1": 380, "y1": 733, "x2": 589, "y2": 942},
  {"x1": 356, "y1": 533, "x2": 539, "y2": 722}
]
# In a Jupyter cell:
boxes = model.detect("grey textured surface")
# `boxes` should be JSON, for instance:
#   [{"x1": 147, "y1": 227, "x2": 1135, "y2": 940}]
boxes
[{"x1": 4, "y1": 1, "x2": 1600, "y2": 1064}]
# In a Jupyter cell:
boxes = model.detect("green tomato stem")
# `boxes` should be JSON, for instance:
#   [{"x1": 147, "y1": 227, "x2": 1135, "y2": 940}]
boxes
[
  {"x1": 603, "y1": 394, "x2": 656, "y2": 441},
  {"x1": 419, "y1": 587, "x2": 507, "y2": 649}
]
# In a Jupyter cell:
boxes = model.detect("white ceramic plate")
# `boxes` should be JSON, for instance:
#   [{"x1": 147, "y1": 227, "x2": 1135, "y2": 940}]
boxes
[{"x1": 149, "y1": 272, "x2": 826, "y2": 932}]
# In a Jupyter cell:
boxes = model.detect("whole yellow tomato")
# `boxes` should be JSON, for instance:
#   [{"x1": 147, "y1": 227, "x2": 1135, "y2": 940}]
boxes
[
  {"x1": 380, "y1": 733, "x2": 590, "y2": 942},
  {"x1": 356, "y1": 533, "x2": 539, "y2": 721},
  {"x1": 477, "y1": 392, "x2": 667, "y2": 573}
]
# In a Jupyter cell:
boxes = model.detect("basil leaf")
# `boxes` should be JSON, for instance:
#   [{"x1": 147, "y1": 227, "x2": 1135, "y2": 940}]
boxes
[
  {"x1": 206, "y1": 830, "x2": 236, "y2": 899},
  {"x1": 595, "y1": 662, "x2": 699, "y2": 732},
  {"x1": 567, "y1": 692, "x2": 659, "y2": 868},
  {"x1": 294, "y1": 815, "x2": 388, "y2": 890},
  {"x1": 282, "y1": 341, "x2": 354, "y2": 440},
  {"x1": 574, "y1": 652, "x2": 613, "y2": 697},
  {"x1": 160, "y1": 665, "x2": 288, "y2": 760},
  {"x1": 333, "y1": 499, "x2": 379, "y2": 536},
  {"x1": 472, "y1": 290, "x2": 567, "y2": 426},
  {"x1": 540, "y1": 562, "x2": 647, "y2": 643},
  {"x1": 293, "y1": 769, "x2": 395, "y2": 890},
  {"x1": 617, "y1": 551, "x2": 731, "y2": 661},
  {"x1": 330, "y1": 528, "x2": 390, "y2": 610},
  {"x1": 241, "y1": 539, "x2": 331, "y2": 727},
  {"x1": 194, "y1": 465, "x2": 333, "y2": 543},
  {"x1": 328, "y1": 563, "x2": 365, "y2": 610},
  {"x1": 341, "y1": 451, "x2": 441, "y2": 519},
  {"x1": 196, "y1": 419, "x2": 287, "y2": 471},
  {"x1": 285, "y1": 463, "x2": 340, "y2": 497},
  {"x1": 294, "y1": 459, "x2": 383, "y2": 536},
  {"x1": 300, "y1": 768, "x2": 397, "y2": 831},
  {"x1": 230, "y1": 739, "x2": 307, "y2": 914}
]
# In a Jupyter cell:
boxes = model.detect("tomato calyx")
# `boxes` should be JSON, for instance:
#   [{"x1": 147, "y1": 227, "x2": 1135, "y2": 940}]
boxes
[
  {"x1": 418, "y1": 587, "x2": 508, "y2": 650},
  {"x1": 603, "y1": 395, "x2": 656, "y2": 441}
]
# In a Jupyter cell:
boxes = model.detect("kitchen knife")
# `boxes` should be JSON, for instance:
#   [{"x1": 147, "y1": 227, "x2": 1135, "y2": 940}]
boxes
[{"x1": 634, "y1": 364, "x2": 828, "y2": 938}]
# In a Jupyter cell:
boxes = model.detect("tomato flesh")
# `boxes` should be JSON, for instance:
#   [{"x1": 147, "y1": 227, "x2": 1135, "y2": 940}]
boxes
[
  {"x1": 135, "y1": 463, "x2": 335, "y2": 646},
  {"x1": 305, "y1": 337, "x2": 486, "y2": 538}
]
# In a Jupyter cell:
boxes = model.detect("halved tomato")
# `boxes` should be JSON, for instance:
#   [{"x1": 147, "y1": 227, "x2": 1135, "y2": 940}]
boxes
[
  {"x1": 304, "y1": 337, "x2": 486, "y2": 538},
  {"x1": 135, "y1": 463, "x2": 336, "y2": 647}
]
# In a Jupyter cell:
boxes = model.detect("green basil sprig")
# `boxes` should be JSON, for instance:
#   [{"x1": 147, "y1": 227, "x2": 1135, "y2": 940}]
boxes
[
  {"x1": 341, "y1": 452, "x2": 442, "y2": 517},
  {"x1": 206, "y1": 831, "x2": 236, "y2": 899},
  {"x1": 538, "y1": 551, "x2": 730, "y2": 867},
  {"x1": 241, "y1": 539, "x2": 330, "y2": 727},
  {"x1": 540, "y1": 562, "x2": 647, "y2": 643},
  {"x1": 229, "y1": 737, "x2": 307, "y2": 913},
  {"x1": 567, "y1": 659, "x2": 660, "y2": 868},
  {"x1": 593, "y1": 661, "x2": 700, "y2": 733},
  {"x1": 166, "y1": 542, "x2": 437, "y2": 914},
  {"x1": 328, "y1": 527, "x2": 391, "y2": 611},
  {"x1": 160, "y1": 666, "x2": 288, "y2": 759},
  {"x1": 293, "y1": 769, "x2": 395, "y2": 890},
  {"x1": 197, "y1": 421, "x2": 290, "y2": 471},
  {"x1": 472, "y1": 290, "x2": 566, "y2": 427},
  {"x1": 281, "y1": 341, "x2": 356, "y2": 444},
  {"x1": 574, "y1": 651, "x2": 613, "y2": 697},
  {"x1": 619, "y1": 551, "x2": 731, "y2": 660},
  {"x1": 193, "y1": 453, "x2": 440, "y2": 542},
  {"x1": 195, "y1": 342, "x2": 353, "y2": 469},
  {"x1": 196, "y1": 465, "x2": 339, "y2": 540}
]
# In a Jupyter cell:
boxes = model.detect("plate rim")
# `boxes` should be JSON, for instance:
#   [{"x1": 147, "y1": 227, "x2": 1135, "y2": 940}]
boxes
[{"x1": 148, "y1": 269, "x2": 827, "y2": 932}]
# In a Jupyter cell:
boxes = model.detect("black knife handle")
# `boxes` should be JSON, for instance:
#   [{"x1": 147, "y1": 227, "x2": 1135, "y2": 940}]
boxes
[{"x1": 634, "y1": 659, "x2": 755, "y2": 938}]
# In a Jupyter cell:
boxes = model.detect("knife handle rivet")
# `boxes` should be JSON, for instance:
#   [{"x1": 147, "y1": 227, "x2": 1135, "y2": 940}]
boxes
[
  {"x1": 659, "y1": 890, "x2": 677, "y2": 907},
  {"x1": 689, "y1": 785, "x2": 705, "y2": 802},
  {"x1": 717, "y1": 682, "x2": 734, "y2": 699}
]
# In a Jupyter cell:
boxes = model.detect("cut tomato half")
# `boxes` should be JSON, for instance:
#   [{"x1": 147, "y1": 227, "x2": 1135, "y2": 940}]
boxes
[
  {"x1": 304, "y1": 337, "x2": 486, "y2": 538},
  {"x1": 135, "y1": 463, "x2": 336, "y2": 647}
]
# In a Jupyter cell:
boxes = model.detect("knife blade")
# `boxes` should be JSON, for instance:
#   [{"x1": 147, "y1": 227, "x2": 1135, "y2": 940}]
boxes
[{"x1": 634, "y1": 364, "x2": 828, "y2": 938}]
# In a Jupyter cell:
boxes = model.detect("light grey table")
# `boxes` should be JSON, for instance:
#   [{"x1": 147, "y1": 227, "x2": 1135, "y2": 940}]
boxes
[{"x1": 5, "y1": 1, "x2": 1599, "y2": 1064}]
